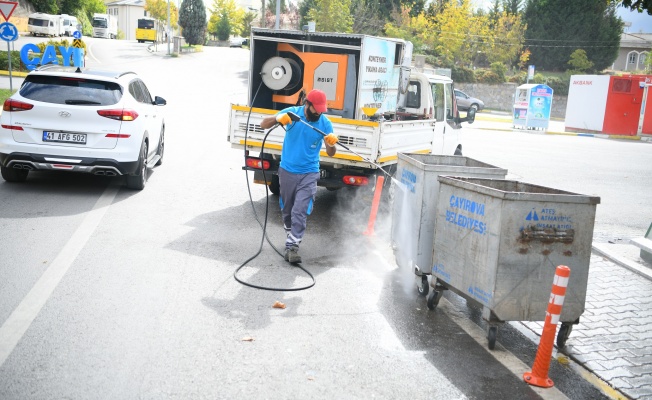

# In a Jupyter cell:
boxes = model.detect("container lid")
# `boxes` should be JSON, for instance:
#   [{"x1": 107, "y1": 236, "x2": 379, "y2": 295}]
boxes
[{"x1": 437, "y1": 176, "x2": 601, "y2": 205}]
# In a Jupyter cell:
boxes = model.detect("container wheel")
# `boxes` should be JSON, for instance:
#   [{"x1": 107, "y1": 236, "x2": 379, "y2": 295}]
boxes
[
  {"x1": 487, "y1": 326, "x2": 497, "y2": 350},
  {"x1": 427, "y1": 290, "x2": 441, "y2": 310},
  {"x1": 557, "y1": 322, "x2": 573, "y2": 348},
  {"x1": 417, "y1": 275, "x2": 429, "y2": 297}
]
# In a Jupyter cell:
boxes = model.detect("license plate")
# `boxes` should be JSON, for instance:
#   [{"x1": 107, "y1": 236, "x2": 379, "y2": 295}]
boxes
[{"x1": 43, "y1": 131, "x2": 87, "y2": 144}]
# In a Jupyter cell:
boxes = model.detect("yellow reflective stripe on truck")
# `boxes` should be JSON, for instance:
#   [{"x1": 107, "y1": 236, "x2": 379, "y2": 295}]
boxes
[
  {"x1": 239, "y1": 139, "x2": 364, "y2": 162},
  {"x1": 231, "y1": 104, "x2": 380, "y2": 128}
]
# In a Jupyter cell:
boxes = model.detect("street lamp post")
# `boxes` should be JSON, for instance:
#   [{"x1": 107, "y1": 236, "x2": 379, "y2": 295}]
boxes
[
  {"x1": 167, "y1": 0, "x2": 171, "y2": 55},
  {"x1": 637, "y1": 80, "x2": 651, "y2": 137}
]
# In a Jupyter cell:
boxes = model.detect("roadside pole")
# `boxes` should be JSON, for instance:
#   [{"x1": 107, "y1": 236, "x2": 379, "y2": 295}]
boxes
[{"x1": 0, "y1": 1, "x2": 19, "y2": 92}]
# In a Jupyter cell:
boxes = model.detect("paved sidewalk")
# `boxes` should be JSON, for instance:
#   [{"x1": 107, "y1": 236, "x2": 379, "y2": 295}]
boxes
[
  {"x1": 520, "y1": 248, "x2": 652, "y2": 400},
  {"x1": 471, "y1": 111, "x2": 652, "y2": 399}
]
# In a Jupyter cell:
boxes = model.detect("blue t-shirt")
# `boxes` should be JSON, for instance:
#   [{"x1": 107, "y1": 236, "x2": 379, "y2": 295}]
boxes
[{"x1": 277, "y1": 106, "x2": 334, "y2": 174}]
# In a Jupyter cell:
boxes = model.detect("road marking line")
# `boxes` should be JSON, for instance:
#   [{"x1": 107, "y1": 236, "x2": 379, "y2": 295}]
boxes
[{"x1": 0, "y1": 184, "x2": 119, "y2": 367}]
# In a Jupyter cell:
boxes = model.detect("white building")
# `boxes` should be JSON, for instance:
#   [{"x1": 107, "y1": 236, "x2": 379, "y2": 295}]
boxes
[{"x1": 105, "y1": 0, "x2": 149, "y2": 41}]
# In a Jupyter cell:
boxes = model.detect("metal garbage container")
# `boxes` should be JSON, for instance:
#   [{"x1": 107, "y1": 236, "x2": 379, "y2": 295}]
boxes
[
  {"x1": 390, "y1": 154, "x2": 507, "y2": 295},
  {"x1": 428, "y1": 176, "x2": 600, "y2": 349}
]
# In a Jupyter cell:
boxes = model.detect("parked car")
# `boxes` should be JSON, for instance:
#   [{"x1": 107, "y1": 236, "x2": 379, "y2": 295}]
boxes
[
  {"x1": 229, "y1": 37, "x2": 245, "y2": 47},
  {"x1": 454, "y1": 89, "x2": 484, "y2": 112},
  {"x1": 0, "y1": 65, "x2": 167, "y2": 190}
]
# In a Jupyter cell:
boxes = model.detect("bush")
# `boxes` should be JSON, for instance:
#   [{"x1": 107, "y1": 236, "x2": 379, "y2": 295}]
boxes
[
  {"x1": 452, "y1": 66, "x2": 475, "y2": 83},
  {"x1": 490, "y1": 62, "x2": 507, "y2": 82},
  {"x1": 507, "y1": 72, "x2": 527, "y2": 84},
  {"x1": 0, "y1": 50, "x2": 28, "y2": 72},
  {"x1": 37, "y1": 38, "x2": 86, "y2": 52},
  {"x1": 476, "y1": 70, "x2": 503, "y2": 84},
  {"x1": 544, "y1": 75, "x2": 570, "y2": 96}
]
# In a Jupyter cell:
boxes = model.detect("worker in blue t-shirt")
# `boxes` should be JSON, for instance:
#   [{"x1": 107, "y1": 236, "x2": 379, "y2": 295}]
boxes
[{"x1": 260, "y1": 89, "x2": 338, "y2": 264}]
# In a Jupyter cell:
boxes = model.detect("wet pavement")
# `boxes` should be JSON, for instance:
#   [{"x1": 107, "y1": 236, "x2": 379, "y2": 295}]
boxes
[{"x1": 473, "y1": 112, "x2": 652, "y2": 400}]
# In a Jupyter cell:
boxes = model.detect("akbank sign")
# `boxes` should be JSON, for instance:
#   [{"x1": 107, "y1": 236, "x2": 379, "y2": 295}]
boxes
[{"x1": 20, "y1": 44, "x2": 85, "y2": 70}]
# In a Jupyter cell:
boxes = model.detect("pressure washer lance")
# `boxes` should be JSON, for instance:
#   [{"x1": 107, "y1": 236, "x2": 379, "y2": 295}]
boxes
[{"x1": 286, "y1": 111, "x2": 395, "y2": 180}]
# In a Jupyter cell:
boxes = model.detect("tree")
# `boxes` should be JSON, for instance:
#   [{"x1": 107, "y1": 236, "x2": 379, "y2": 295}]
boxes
[
  {"x1": 350, "y1": 0, "x2": 385, "y2": 34},
  {"x1": 614, "y1": 0, "x2": 652, "y2": 15},
  {"x1": 384, "y1": 7, "x2": 429, "y2": 50},
  {"x1": 31, "y1": 0, "x2": 58, "y2": 14},
  {"x1": 502, "y1": 0, "x2": 523, "y2": 15},
  {"x1": 568, "y1": 49, "x2": 594, "y2": 72},
  {"x1": 145, "y1": 0, "x2": 179, "y2": 31},
  {"x1": 298, "y1": 0, "x2": 318, "y2": 29},
  {"x1": 425, "y1": 0, "x2": 492, "y2": 67},
  {"x1": 307, "y1": 0, "x2": 354, "y2": 32},
  {"x1": 524, "y1": 0, "x2": 622, "y2": 72},
  {"x1": 241, "y1": 11, "x2": 257, "y2": 37},
  {"x1": 179, "y1": 0, "x2": 207, "y2": 45},
  {"x1": 485, "y1": 11, "x2": 527, "y2": 68},
  {"x1": 216, "y1": 11, "x2": 231, "y2": 41},
  {"x1": 208, "y1": 0, "x2": 245, "y2": 36}
]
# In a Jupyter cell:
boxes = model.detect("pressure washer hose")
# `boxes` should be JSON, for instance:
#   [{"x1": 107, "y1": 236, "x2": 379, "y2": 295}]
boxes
[
  {"x1": 233, "y1": 84, "x2": 316, "y2": 291},
  {"x1": 288, "y1": 112, "x2": 396, "y2": 181}
]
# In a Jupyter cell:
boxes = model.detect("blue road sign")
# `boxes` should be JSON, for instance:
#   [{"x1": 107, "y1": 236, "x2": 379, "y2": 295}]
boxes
[
  {"x1": 0, "y1": 21, "x2": 18, "y2": 41},
  {"x1": 73, "y1": 30, "x2": 82, "y2": 39}
]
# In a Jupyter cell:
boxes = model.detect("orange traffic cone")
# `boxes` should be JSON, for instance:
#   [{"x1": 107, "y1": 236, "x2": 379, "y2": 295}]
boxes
[
  {"x1": 363, "y1": 175, "x2": 384, "y2": 236},
  {"x1": 523, "y1": 265, "x2": 571, "y2": 388}
]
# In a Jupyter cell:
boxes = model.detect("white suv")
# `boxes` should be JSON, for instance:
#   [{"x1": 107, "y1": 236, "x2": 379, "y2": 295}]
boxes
[{"x1": 0, "y1": 66, "x2": 166, "y2": 190}]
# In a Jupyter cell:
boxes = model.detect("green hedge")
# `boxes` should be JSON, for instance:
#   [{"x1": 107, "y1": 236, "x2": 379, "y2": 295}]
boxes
[{"x1": 0, "y1": 51, "x2": 28, "y2": 72}]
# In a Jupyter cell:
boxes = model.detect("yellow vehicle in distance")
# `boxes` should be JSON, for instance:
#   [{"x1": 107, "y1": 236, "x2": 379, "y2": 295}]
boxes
[{"x1": 136, "y1": 17, "x2": 157, "y2": 43}]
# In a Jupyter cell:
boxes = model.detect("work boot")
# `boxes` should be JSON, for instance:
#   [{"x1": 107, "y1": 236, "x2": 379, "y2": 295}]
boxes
[{"x1": 284, "y1": 247, "x2": 302, "y2": 263}]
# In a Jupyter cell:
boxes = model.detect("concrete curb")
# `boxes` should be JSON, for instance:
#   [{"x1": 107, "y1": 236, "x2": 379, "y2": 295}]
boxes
[
  {"x1": 592, "y1": 242, "x2": 652, "y2": 281},
  {"x1": 0, "y1": 70, "x2": 28, "y2": 77},
  {"x1": 473, "y1": 115, "x2": 652, "y2": 142}
]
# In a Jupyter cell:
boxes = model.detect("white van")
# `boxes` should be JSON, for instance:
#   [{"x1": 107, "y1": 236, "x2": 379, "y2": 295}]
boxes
[
  {"x1": 27, "y1": 13, "x2": 62, "y2": 37},
  {"x1": 60, "y1": 14, "x2": 78, "y2": 36}
]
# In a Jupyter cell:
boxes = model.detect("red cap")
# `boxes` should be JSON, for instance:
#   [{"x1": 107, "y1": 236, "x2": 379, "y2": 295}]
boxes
[{"x1": 306, "y1": 89, "x2": 328, "y2": 113}]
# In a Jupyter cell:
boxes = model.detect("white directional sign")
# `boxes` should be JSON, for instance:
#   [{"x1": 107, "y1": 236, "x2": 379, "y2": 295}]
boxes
[{"x1": 0, "y1": 1, "x2": 17, "y2": 21}]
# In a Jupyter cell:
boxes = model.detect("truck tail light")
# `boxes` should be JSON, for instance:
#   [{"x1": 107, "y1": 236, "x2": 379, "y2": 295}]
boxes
[
  {"x1": 343, "y1": 176, "x2": 369, "y2": 186},
  {"x1": 97, "y1": 109, "x2": 139, "y2": 121},
  {"x1": 3, "y1": 99, "x2": 34, "y2": 112},
  {"x1": 246, "y1": 157, "x2": 270, "y2": 170}
]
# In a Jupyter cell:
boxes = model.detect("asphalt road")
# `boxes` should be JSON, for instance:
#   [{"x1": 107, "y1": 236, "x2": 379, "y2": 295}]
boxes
[{"x1": 1, "y1": 38, "x2": 650, "y2": 399}]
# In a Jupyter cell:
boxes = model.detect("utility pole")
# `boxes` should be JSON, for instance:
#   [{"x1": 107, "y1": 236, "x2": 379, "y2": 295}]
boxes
[
  {"x1": 167, "y1": 0, "x2": 171, "y2": 55},
  {"x1": 274, "y1": 0, "x2": 280, "y2": 29}
]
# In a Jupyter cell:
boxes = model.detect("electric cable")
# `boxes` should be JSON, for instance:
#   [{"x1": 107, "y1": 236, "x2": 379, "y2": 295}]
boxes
[{"x1": 233, "y1": 81, "x2": 315, "y2": 291}]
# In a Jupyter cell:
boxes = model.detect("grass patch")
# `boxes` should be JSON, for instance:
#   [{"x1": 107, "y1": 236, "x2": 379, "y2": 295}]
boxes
[{"x1": 0, "y1": 88, "x2": 16, "y2": 104}]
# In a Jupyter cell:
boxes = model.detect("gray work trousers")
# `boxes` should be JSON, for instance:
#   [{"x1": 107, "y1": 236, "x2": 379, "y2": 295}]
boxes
[{"x1": 278, "y1": 167, "x2": 319, "y2": 249}]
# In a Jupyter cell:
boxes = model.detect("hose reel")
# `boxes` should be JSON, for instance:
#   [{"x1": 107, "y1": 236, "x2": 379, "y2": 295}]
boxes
[{"x1": 260, "y1": 56, "x2": 302, "y2": 92}]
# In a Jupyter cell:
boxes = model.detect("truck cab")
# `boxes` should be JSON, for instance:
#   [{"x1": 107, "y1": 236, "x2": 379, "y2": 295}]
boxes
[{"x1": 401, "y1": 72, "x2": 475, "y2": 154}]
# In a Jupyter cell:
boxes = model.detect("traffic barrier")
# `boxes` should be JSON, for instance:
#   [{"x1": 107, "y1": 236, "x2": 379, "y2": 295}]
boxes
[
  {"x1": 363, "y1": 175, "x2": 384, "y2": 236},
  {"x1": 523, "y1": 265, "x2": 571, "y2": 388}
]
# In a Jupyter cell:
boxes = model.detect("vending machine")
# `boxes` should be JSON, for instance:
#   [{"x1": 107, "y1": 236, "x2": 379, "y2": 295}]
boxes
[{"x1": 513, "y1": 84, "x2": 553, "y2": 130}]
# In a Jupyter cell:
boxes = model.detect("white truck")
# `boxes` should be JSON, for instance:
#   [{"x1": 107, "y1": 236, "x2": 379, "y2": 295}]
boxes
[
  {"x1": 227, "y1": 28, "x2": 475, "y2": 194},
  {"x1": 61, "y1": 14, "x2": 79, "y2": 36},
  {"x1": 27, "y1": 13, "x2": 63, "y2": 37},
  {"x1": 92, "y1": 13, "x2": 117, "y2": 39}
]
